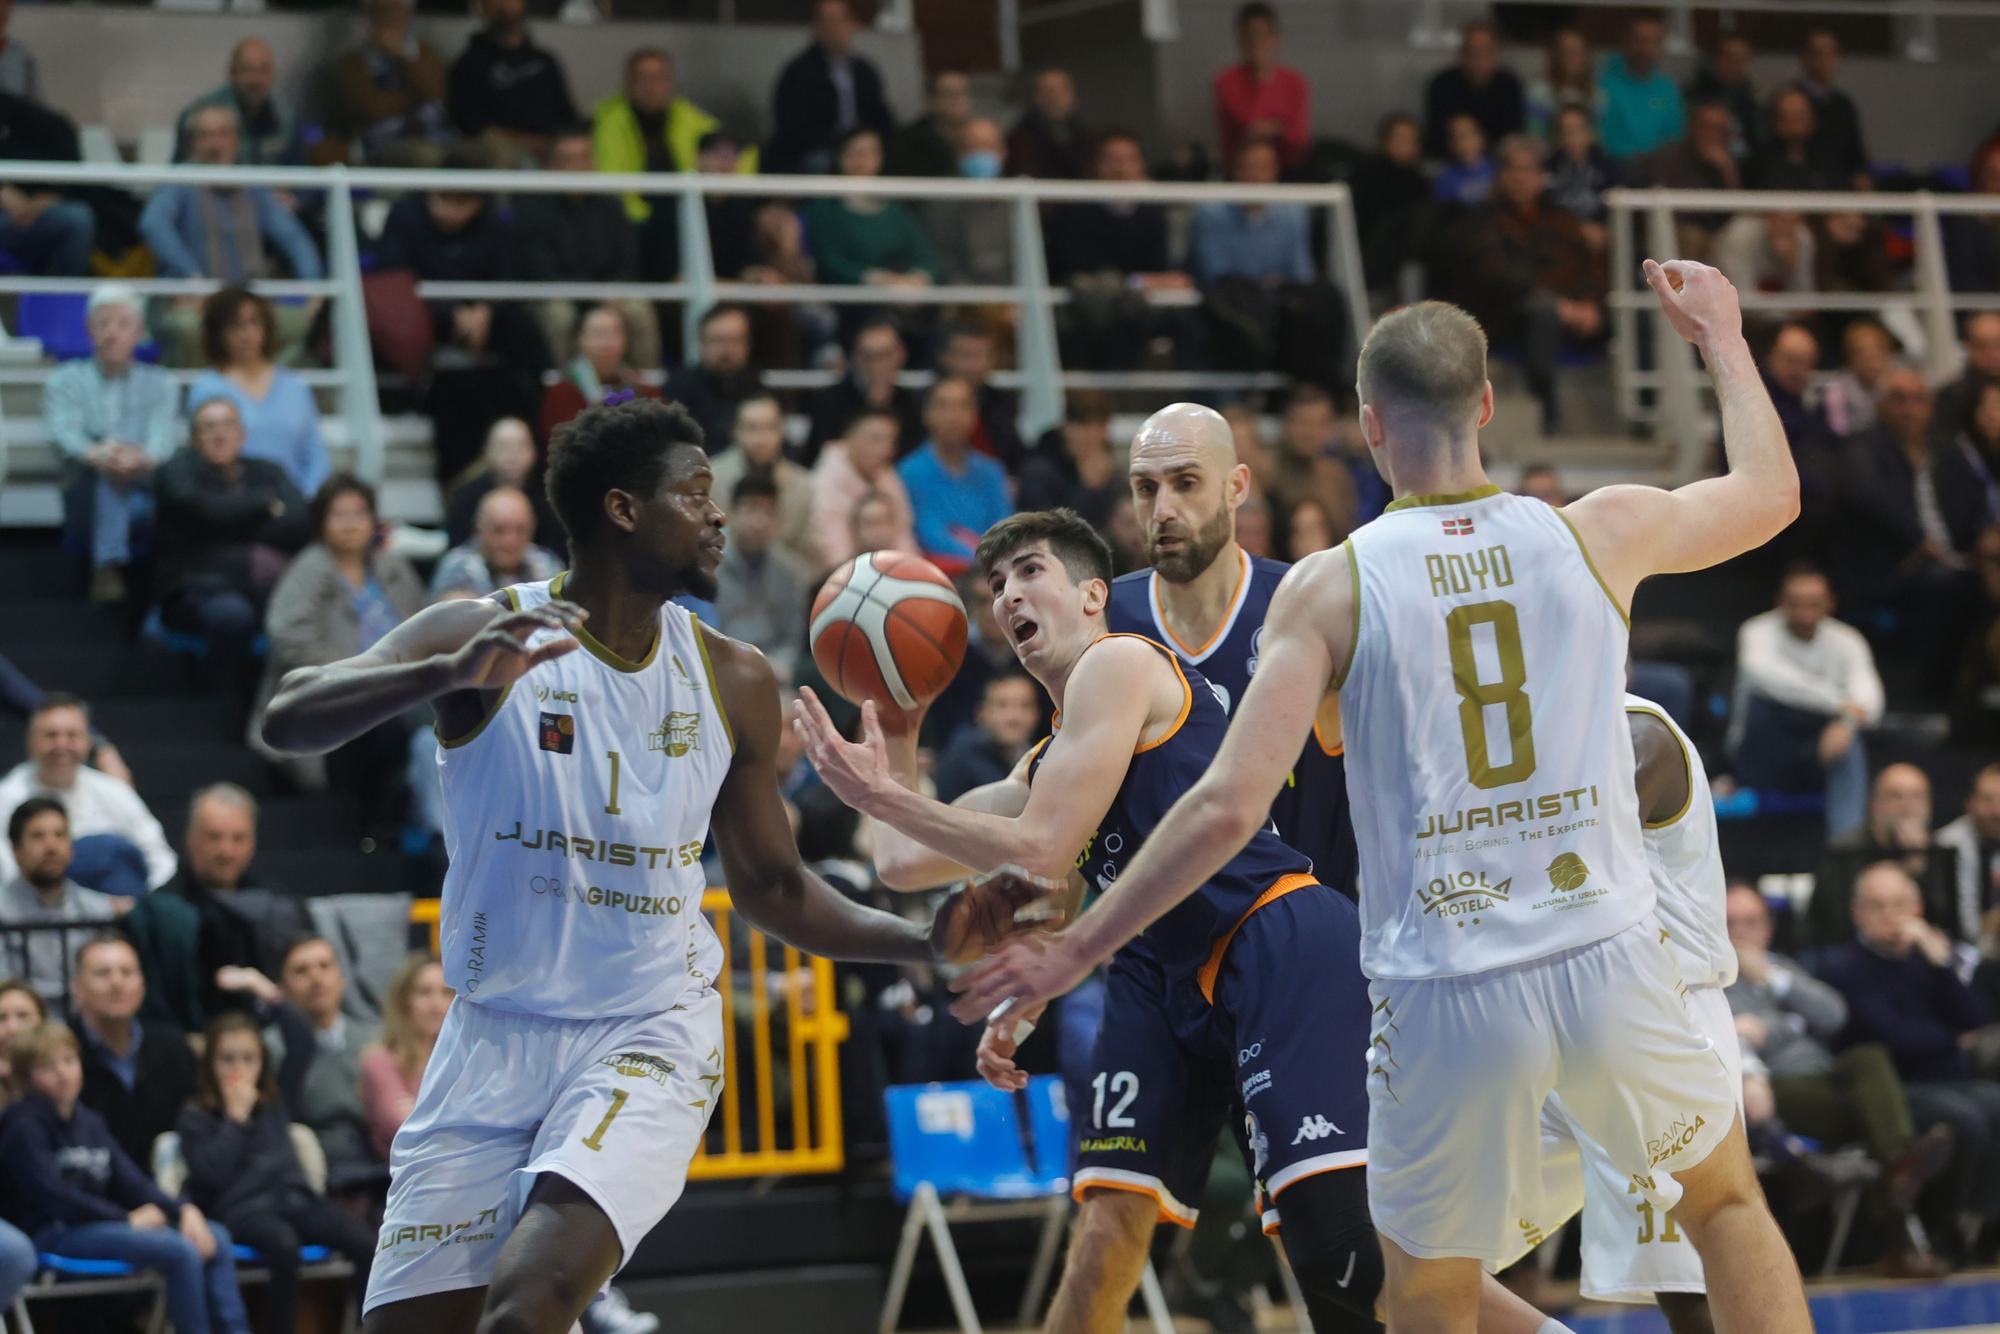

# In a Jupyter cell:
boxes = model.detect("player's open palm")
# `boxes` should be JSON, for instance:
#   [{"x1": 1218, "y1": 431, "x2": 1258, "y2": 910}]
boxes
[
  {"x1": 1643, "y1": 258, "x2": 1741, "y2": 349},
  {"x1": 445, "y1": 601, "x2": 585, "y2": 692},
  {"x1": 792, "y1": 688, "x2": 892, "y2": 813}
]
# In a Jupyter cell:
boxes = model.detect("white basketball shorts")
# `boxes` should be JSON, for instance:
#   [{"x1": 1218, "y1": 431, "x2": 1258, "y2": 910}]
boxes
[
  {"x1": 1364, "y1": 915, "x2": 1737, "y2": 1263},
  {"x1": 364, "y1": 988, "x2": 724, "y2": 1314}
]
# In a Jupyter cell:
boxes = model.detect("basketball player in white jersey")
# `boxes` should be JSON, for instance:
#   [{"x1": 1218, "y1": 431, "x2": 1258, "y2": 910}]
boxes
[
  {"x1": 260, "y1": 398, "x2": 1042, "y2": 1334},
  {"x1": 953, "y1": 260, "x2": 1812, "y2": 1334}
]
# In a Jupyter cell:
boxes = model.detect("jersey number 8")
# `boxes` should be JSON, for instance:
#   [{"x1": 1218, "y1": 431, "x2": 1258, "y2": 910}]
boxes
[{"x1": 1444, "y1": 601, "x2": 1536, "y2": 790}]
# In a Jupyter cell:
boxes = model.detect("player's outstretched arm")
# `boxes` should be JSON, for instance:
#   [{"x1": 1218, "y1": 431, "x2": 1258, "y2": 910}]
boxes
[
  {"x1": 1565, "y1": 259, "x2": 1801, "y2": 609},
  {"x1": 260, "y1": 597, "x2": 585, "y2": 756},
  {"x1": 862, "y1": 709, "x2": 1035, "y2": 891},
  {"x1": 793, "y1": 635, "x2": 1163, "y2": 884},
  {"x1": 949, "y1": 550, "x2": 1351, "y2": 1020}
]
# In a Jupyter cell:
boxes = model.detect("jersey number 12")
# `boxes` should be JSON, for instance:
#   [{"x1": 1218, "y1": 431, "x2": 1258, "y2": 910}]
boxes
[{"x1": 1444, "y1": 601, "x2": 1536, "y2": 789}]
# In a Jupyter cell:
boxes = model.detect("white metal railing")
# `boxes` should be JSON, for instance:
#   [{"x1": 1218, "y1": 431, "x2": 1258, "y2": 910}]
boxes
[
  {"x1": 1604, "y1": 186, "x2": 2000, "y2": 484},
  {"x1": 1395, "y1": 0, "x2": 1992, "y2": 60},
  {"x1": 0, "y1": 161, "x2": 1366, "y2": 485}
]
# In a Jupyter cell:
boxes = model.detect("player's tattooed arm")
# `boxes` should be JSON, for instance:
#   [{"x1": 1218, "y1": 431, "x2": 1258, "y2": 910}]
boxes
[{"x1": 260, "y1": 596, "x2": 586, "y2": 756}]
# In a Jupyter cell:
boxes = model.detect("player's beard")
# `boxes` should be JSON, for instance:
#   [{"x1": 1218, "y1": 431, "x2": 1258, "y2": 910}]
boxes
[
  {"x1": 1146, "y1": 504, "x2": 1232, "y2": 584},
  {"x1": 683, "y1": 564, "x2": 721, "y2": 602}
]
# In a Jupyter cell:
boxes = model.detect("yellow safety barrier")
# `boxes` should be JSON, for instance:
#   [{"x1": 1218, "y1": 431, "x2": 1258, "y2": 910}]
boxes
[{"x1": 408, "y1": 890, "x2": 849, "y2": 1179}]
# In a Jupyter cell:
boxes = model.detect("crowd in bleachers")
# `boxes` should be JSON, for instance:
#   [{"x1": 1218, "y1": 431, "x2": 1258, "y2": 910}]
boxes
[{"x1": 2, "y1": 0, "x2": 2000, "y2": 1322}]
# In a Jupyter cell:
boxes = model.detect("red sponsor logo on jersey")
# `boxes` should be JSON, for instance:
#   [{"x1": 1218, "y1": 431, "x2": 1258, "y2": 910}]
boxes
[
  {"x1": 1441, "y1": 516, "x2": 1475, "y2": 536},
  {"x1": 539, "y1": 711, "x2": 575, "y2": 754}
]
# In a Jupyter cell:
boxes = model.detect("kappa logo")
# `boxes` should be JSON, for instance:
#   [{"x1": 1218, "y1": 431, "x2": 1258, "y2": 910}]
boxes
[
  {"x1": 1291, "y1": 1114, "x2": 1344, "y2": 1145},
  {"x1": 1647, "y1": 1115, "x2": 1707, "y2": 1167},
  {"x1": 601, "y1": 1050, "x2": 676, "y2": 1086},
  {"x1": 1441, "y1": 516, "x2": 1475, "y2": 537},
  {"x1": 539, "y1": 711, "x2": 575, "y2": 754},
  {"x1": 648, "y1": 711, "x2": 701, "y2": 757}
]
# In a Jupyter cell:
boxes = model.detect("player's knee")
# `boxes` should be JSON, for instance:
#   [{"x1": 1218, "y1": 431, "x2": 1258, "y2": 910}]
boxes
[
  {"x1": 1671, "y1": 1125, "x2": 1768, "y2": 1230},
  {"x1": 1067, "y1": 1189, "x2": 1158, "y2": 1282},
  {"x1": 1268, "y1": 1171, "x2": 1384, "y2": 1322},
  {"x1": 477, "y1": 1280, "x2": 591, "y2": 1334}
]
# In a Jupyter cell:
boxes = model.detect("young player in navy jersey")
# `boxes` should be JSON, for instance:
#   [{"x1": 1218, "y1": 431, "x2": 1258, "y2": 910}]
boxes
[
  {"x1": 793, "y1": 509, "x2": 1556, "y2": 1333},
  {"x1": 1108, "y1": 402, "x2": 1355, "y2": 893}
]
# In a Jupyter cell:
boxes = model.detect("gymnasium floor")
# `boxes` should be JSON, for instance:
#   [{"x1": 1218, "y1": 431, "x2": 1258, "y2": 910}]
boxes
[{"x1": 1563, "y1": 1274, "x2": 2000, "y2": 1334}]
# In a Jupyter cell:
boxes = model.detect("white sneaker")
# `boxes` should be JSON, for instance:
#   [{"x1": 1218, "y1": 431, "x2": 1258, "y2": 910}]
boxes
[{"x1": 582, "y1": 1287, "x2": 659, "y2": 1334}]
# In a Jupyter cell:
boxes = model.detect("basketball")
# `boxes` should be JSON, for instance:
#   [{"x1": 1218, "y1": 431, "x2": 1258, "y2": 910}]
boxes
[{"x1": 809, "y1": 551, "x2": 969, "y2": 712}]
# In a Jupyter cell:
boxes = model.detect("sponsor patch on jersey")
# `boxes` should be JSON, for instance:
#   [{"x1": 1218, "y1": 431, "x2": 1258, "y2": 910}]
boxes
[
  {"x1": 648, "y1": 711, "x2": 701, "y2": 757},
  {"x1": 1546, "y1": 852, "x2": 1590, "y2": 892},
  {"x1": 600, "y1": 1050, "x2": 676, "y2": 1085},
  {"x1": 539, "y1": 711, "x2": 575, "y2": 753},
  {"x1": 1441, "y1": 516, "x2": 1475, "y2": 536}
]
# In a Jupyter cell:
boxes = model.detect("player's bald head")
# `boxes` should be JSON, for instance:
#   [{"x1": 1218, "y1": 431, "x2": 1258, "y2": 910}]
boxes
[{"x1": 1130, "y1": 402, "x2": 1237, "y2": 474}]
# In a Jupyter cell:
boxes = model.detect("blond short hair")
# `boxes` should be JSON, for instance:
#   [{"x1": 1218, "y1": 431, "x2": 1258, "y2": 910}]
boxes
[
  {"x1": 8, "y1": 1022, "x2": 78, "y2": 1099},
  {"x1": 1357, "y1": 301, "x2": 1489, "y2": 434}
]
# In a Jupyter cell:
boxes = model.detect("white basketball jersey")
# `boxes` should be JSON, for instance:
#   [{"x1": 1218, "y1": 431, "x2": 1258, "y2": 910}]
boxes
[
  {"x1": 1626, "y1": 694, "x2": 1734, "y2": 990},
  {"x1": 1340, "y1": 488, "x2": 1649, "y2": 980},
  {"x1": 435, "y1": 575, "x2": 730, "y2": 1019}
]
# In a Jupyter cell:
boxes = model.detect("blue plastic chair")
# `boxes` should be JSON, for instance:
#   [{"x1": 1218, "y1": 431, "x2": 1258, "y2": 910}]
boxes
[
  {"x1": 17, "y1": 293, "x2": 93, "y2": 362},
  {"x1": 21, "y1": 1253, "x2": 167, "y2": 1334},
  {"x1": 884, "y1": 1080, "x2": 1051, "y2": 1203},
  {"x1": 1023, "y1": 1074, "x2": 1072, "y2": 1186},
  {"x1": 232, "y1": 1243, "x2": 333, "y2": 1264}
]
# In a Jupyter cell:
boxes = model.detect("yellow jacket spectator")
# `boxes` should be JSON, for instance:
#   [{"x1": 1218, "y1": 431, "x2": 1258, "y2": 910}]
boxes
[{"x1": 592, "y1": 48, "x2": 757, "y2": 221}]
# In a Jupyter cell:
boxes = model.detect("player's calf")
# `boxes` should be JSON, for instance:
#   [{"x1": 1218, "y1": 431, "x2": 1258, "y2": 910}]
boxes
[
  {"x1": 1668, "y1": 1119, "x2": 1810, "y2": 1334},
  {"x1": 1655, "y1": 1292, "x2": 1716, "y2": 1334},
  {"x1": 1044, "y1": 1189, "x2": 1158, "y2": 1334}
]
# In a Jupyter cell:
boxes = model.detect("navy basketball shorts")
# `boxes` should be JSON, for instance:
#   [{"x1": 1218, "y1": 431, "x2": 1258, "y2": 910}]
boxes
[{"x1": 1072, "y1": 883, "x2": 1372, "y2": 1232}]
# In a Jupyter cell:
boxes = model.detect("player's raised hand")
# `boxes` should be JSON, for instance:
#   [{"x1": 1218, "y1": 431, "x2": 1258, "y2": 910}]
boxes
[
  {"x1": 444, "y1": 600, "x2": 586, "y2": 691},
  {"x1": 974, "y1": 1004, "x2": 1044, "y2": 1092},
  {"x1": 791, "y1": 688, "x2": 894, "y2": 814},
  {"x1": 948, "y1": 927, "x2": 1097, "y2": 1025},
  {"x1": 1643, "y1": 258, "x2": 1742, "y2": 349},
  {"x1": 929, "y1": 864, "x2": 1071, "y2": 964}
]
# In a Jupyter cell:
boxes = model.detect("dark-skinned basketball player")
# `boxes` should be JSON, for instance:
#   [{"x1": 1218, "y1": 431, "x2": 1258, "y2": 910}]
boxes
[
  {"x1": 260, "y1": 398, "x2": 1044, "y2": 1334},
  {"x1": 793, "y1": 509, "x2": 1558, "y2": 1333}
]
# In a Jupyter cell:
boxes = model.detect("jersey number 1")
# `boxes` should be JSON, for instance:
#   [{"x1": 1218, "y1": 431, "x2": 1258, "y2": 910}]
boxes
[{"x1": 1444, "y1": 601, "x2": 1536, "y2": 789}]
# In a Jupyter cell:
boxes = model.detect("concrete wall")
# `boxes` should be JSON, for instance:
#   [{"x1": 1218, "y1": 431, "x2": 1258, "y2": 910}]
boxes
[{"x1": 12, "y1": 5, "x2": 924, "y2": 146}]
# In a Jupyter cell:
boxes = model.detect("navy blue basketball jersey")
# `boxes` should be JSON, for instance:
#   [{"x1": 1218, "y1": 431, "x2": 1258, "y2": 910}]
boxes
[
  {"x1": 1106, "y1": 550, "x2": 1356, "y2": 894},
  {"x1": 1027, "y1": 634, "x2": 1314, "y2": 996}
]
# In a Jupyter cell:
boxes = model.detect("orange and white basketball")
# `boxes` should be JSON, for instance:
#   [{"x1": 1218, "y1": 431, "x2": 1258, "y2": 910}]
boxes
[{"x1": 809, "y1": 551, "x2": 968, "y2": 712}]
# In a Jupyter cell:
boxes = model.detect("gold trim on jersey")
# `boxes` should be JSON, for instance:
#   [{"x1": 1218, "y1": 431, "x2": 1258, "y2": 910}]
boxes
[
  {"x1": 1332, "y1": 538, "x2": 1361, "y2": 691},
  {"x1": 692, "y1": 616, "x2": 736, "y2": 753},
  {"x1": 1552, "y1": 511, "x2": 1632, "y2": 629},
  {"x1": 550, "y1": 571, "x2": 662, "y2": 673},
  {"x1": 1383, "y1": 484, "x2": 1503, "y2": 512},
  {"x1": 436, "y1": 587, "x2": 521, "y2": 749},
  {"x1": 1627, "y1": 704, "x2": 1694, "y2": 829}
]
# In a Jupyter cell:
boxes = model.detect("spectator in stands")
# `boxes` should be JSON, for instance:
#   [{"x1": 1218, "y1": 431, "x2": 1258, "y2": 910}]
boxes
[
  {"x1": 1546, "y1": 103, "x2": 1621, "y2": 236},
  {"x1": 178, "y1": 1011, "x2": 374, "y2": 1334},
  {"x1": 0, "y1": 0, "x2": 37, "y2": 102},
  {"x1": 1817, "y1": 766, "x2": 1964, "y2": 946},
  {"x1": 0, "y1": 91, "x2": 94, "y2": 278},
  {"x1": 666, "y1": 303, "x2": 764, "y2": 453},
  {"x1": 1792, "y1": 28, "x2": 1870, "y2": 190},
  {"x1": 443, "y1": 415, "x2": 560, "y2": 549},
  {"x1": 257, "y1": 475, "x2": 425, "y2": 825},
  {"x1": 1006, "y1": 67, "x2": 1091, "y2": 180},
  {"x1": 1959, "y1": 381, "x2": 2000, "y2": 521},
  {"x1": 1423, "y1": 20, "x2": 1524, "y2": 161},
  {"x1": 1760, "y1": 321, "x2": 1834, "y2": 465},
  {"x1": 1633, "y1": 98, "x2": 1742, "y2": 247},
  {"x1": 154, "y1": 396, "x2": 311, "y2": 695},
  {"x1": 1821, "y1": 863, "x2": 2000, "y2": 1251},
  {"x1": 1686, "y1": 33, "x2": 1758, "y2": 161},
  {"x1": 929, "y1": 117, "x2": 1012, "y2": 287},
  {"x1": 1516, "y1": 462, "x2": 1568, "y2": 505},
  {"x1": 1823, "y1": 317, "x2": 1898, "y2": 438},
  {"x1": 47, "y1": 284, "x2": 180, "y2": 606},
  {"x1": 1944, "y1": 142, "x2": 2000, "y2": 296},
  {"x1": 327, "y1": 0, "x2": 449, "y2": 167},
  {"x1": 1019, "y1": 390, "x2": 1120, "y2": 526},
  {"x1": 0, "y1": 1020, "x2": 251, "y2": 1334},
  {"x1": 1935, "y1": 313, "x2": 2000, "y2": 449},
  {"x1": 431, "y1": 486, "x2": 562, "y2": 601},
  {"x1": 1712, "y1": 209, "x2": 1815, "y2": 296},
  {"x1": 1723, "y1": 882, "x2": 1955, "y2": 1269},
  {"x1": 936, "y1": 322, "x2": 1022, "y2": 471},
  {"x1": 377, "y1": 153, "x2": 552, "y2": 383},
  {"x1": 712, "y1": 393, "x2": 817, "y2": 571},
  {"x1": 1432, "y1": 114, "x2": 1496, "y2": 206},
  {"x1": 1043, "y1": 129, "x2": 1195, "y2": 368},
  {"x1": 812, "y1": 409, "x2": 917, "y2": 568},
  {"x1": 1190, "y1": 137, "x2": 1312, "y2": 286},
  {"x1": 124, "y1": 785, "x2": 310, "y2": 1035},
  {"x1": 714, "y1": 472, "x2": 812, "y2": 683},
  {"x1": 1597, "y1": 14, "x2": 1684, "y2": 162},
  {"x1": 1276, "y1": 383, "x2": 1375, "y2": 533},
  {"x1": 273, "y1": 937, "x2": 381, "y2": 1193},
  {"x1": 0, "y1": 695, "x2": 172, "y2": 896},
  {"x1": 804, "y1": 318, "x2": 922, "y2": 465},
  {"x1": 898, "y1": 378, "x2": 1011, "y2": 576},
  {"x1": 932, "y1": 672, "x2": 1039, "y2": 803},
  {"x1": 802, "y1": 128, "x2": 937, "y2": 292},
  {"x1": 768, "y1": 0, "x2": 893, "y2": 174},
  {"x1": 1212, "y1": 3, "x2": 1309, "y2": 171},
  {"x1": 516, "y1": 126, "x2": 656, "y2": 372},
  {"x1": 359, "y1": 954, "x2": 450, "y2": 1160},
  {"x1": 66, "y1": 934, "x2": 197, "y2": 1168},
  {"x1": 594, "y1": 47, "x2": 753, "y2": 218},
  {"x1": 1749, "y1": 87, "x2": 1841, "y2": 192},
  {"x1": 0, "y1": 978, "x2": 44, "y2": 1097},
  {"x1": 889, "y1": 68, "x2": 973, "y2": 178},
  {"x1": 141, "y1": 108, "x2": 322, "y2": 324},
  {"x1": 1448, "y1": 135, "x2": 1607, "y2": 434},
  {"x1": 1942, "y1": 764, "x2": 2000, "y2": 950},
  {"x1": 174, "y1": 38, "x2": 297, "y2": 168},
  {"x1": 539, "y1": 304, "x2": 660, "y2": 444},
  {"x1": 1281, "y1": 498, "x2": 1336, "y2": 560},
  {"x1": 1350, "y1": 113, "x2": 1433, "y2": 291},
  {"x1": 446, "y1": 0, "x2": 576, "y2": 161},
  {"x1": 1525, "y1": 27, "x2": 1598, "y2": 142},
  {"x1": 2, "y1": 798, "x2": 127, "y2": 1008},
  {"x1": 1729, "y1": 565, "x2": 1881, "y2": 837},
  {"x1": 189, "y1": 286, "x2": 330, "y2": 498}
]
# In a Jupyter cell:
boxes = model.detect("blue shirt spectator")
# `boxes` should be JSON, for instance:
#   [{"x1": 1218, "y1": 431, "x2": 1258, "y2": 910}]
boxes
[
  {"x1": 1189, "y1": 138, "x2": 1314, "y2": 286},
  {"x1": 1597, "y1": 18, "x2": 1685, "y2": 160},
  {"x1": 141, "y1": 106, "x2": 321, "y2": 282},
  {"x1": 897, "y1": 378, "x2": 1011, "y2": 576},
  {"x1": 190, "y1": 368, "x2": 329, "y2": 500}
]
